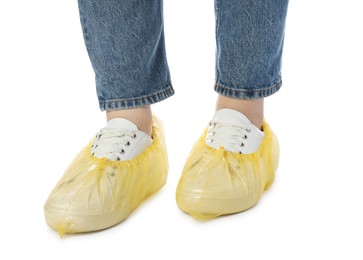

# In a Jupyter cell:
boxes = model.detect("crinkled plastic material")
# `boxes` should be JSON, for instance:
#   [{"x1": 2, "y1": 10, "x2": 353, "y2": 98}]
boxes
[
  {"x1": 44, "y1": 116, "x2": 168, "y2": 236},
  {"x1": 176, "y1": 121, "x2": 279, "y2": 220}
]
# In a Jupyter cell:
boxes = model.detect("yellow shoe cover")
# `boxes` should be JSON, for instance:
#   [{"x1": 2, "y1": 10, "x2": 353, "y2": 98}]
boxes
[
  {"x1": 44, "y1": 117, "x2": 168, "y2": 236},
  {"x1": 176, "y1": 121, "x2": 279, "y2": 220}
]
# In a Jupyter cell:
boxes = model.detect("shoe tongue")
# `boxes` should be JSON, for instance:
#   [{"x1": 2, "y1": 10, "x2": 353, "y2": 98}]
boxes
[
  {"x1": 213, "y1": 109, "x2": 252, "y2": 126},
  {"x1": 106, "y1": 118, "x2": 138, "y2": 131}
]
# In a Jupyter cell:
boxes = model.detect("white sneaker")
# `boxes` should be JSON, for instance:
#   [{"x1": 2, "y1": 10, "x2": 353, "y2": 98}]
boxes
[
  {"x1": 176, "y1": 110, "x2": 279, "y2": 220},
  {"x1": 91, "y1": 118, "x2": 152, "y2": 160},
  {"x1": 44, "y1": 116, "x2": 168, "y2": 235},
  {"x1": 206, "y1": 109, "x2": 264, "y2": 154}
]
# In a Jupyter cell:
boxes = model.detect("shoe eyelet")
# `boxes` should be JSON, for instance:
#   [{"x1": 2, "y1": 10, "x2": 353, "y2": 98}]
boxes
[
  {"x1": 132, "y1": 133, "x2": 137, "y2": 138},
  {"x1": 239, "y1": 151, "x2": 242, "y2": 154},
  {"x1": 240, "y1": 143, "x2": 245, "y2": 147},
  {"x1": 246, "y1": 128, "x2": 251, "y2": 133},
  {"x1": 121, "y1": 149, "x2": 125, "y2": 154},
  {"x1": 126, "y1": 141, "x2": 130, "y2": 146},
  {"x1": 211, "y1": 139, "x2": 214, "y2": 143},
  {"x1": 243, "y1": 135, "x2": 248, "y2": 140},
  {"x1": 213, "y1": 132, "x2": 216, "y2": 136}
]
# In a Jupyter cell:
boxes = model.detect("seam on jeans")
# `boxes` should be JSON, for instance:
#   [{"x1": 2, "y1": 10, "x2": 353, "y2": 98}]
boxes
[
  {"x1": 99, "y1": 85, "x2": 174, "y2": 111},
  {"x1": 214, "y1": 79, "x2": 281, "y2": 93},
  {"x1": 215, "y1": 0, "x2": 221, "y2": 34},
  {"x1": 103, "y1": 85, "x2": 173, "y2": 104},
  {"x1": 78, "y1": 0, "x2": 93, "y2": 60},
  {"x1": 214, "y1": 78, "x2": 282, "y2": 99},
  {"x1": 215, "y1": 0, "x2": 221, "y2": 84}
]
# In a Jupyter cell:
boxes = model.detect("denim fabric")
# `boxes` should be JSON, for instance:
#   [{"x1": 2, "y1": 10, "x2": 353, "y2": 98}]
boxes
[
  {"x1": 214, "y1": 0, "x2": 289, "y2": 99},
  {"x1": 78, "y1": 0, "x2": 173, "y2": 111},
  {"x1": 78, "y1": 0, "x2": 288, "y2": 111}
]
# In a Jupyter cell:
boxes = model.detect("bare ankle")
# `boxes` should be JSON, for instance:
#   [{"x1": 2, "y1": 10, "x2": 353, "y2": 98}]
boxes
[
  {"x1": 216, "y1": 95, "x2": 264, "y2": 129},
  {"x1": 106, "y1": 106, "x2": 152, "y2": 136}
]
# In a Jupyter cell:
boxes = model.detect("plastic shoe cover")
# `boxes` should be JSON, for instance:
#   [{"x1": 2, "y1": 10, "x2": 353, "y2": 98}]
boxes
[
  {"x1": 176, "y1": 121, "x2": 279, "y2": 220},
  {"x1": 44, "y1": 116, "x2": 168, "y2": 236}
]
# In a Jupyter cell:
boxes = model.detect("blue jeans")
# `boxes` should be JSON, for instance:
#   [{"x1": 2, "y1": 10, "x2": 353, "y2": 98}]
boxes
[{"x1": 78, "y1": 0, "x2": 289, "y2": 111}]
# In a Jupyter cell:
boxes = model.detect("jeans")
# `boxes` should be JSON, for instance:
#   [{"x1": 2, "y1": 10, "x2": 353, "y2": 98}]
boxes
[{"x1": 78, "y1": 0, "x2": 289, "y2": 111}]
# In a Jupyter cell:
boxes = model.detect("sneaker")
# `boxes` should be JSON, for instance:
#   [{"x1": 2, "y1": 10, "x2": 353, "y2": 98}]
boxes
[
  {"x1": 176, "y1": 109, "x2": 279, "y2": 220},
  {"x1": 91, "y1": 118, "x2": 152, "y2": 161},
  {"x1": 205, "y1": 109, "x2": 264, "y2": 154},
  {"x1": 44, "y1": 116, "x2": 168, "y2": 236}
]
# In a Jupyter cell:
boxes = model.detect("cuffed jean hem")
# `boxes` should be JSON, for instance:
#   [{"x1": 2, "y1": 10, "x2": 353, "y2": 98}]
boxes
[
  {"x1": 99, "y1": 85, "x2": 175, "y2": 111},
  {"x1": 214, "y1": 77, "x2": 282, "y2": 100}
]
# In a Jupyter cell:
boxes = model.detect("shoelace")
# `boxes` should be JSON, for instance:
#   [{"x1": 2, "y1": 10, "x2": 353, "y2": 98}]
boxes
[
  {"x1": 91, "y1": 128, "x2": 137, "y2": 160},
  {"x1": 206, "y1": 121, "x2": 252, "y2": 153}
]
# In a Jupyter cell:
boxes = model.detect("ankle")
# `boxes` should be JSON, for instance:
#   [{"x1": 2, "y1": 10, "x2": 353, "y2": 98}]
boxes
[
  {"x1": 106, "y1": 106, "x2": 152, "y2": 136},
  {"x1": 216, "y1": 95, "x2": 264, "y2": 130}
]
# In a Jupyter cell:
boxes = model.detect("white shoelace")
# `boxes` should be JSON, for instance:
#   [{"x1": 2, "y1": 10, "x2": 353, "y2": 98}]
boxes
[
  {"x1": 206, "y1": 121, "x2": 252, "y2": 153},
  {"x1": 91, "y1": 128, "x2": 137, "y2": 160},
  {"x1": 206, "y1": 120, "x2": 264, "y2": 154}
]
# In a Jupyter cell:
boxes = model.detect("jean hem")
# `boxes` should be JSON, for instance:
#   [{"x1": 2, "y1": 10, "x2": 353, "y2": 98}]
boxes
[
  {"x1": 214, "y1": 77, "x2": 282, "y2": 99},
  {"x1": 99, "y1": 85, "x2": 174, "y2": 111}
]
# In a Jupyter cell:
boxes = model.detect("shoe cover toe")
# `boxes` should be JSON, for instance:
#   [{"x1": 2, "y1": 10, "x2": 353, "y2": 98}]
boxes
[
  {"x1": 44, "y1": 117, "x2": 168, "y2": 236},
  {"x1": 176, "y1": 121, "x2": 279, "y2": 220}
]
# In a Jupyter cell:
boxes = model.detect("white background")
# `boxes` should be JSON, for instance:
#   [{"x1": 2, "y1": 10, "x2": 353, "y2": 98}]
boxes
[{"x1": 1, "y1": 0, "x2": 362, "y2": 259}]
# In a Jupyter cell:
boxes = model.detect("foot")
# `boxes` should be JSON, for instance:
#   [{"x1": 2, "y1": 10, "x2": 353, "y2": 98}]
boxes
[
  {"x1": 176, "y1": 109, "x2": 279, "y2": 220},
  {"x1": 206, "y1": 109, "x2": 264, "y2": 154},
  {"x1": 107, "y1": 106, "x2": 152, "y2": 136},
  {"x1": 44, "y1": 117, "x2": 168, "y2": 236},
  {"x1": 92, "y1": 118, "x2": 152, "y2": 161},
  {"x1": 216, "y1": 95, "x2": 264, "y2": 129}
]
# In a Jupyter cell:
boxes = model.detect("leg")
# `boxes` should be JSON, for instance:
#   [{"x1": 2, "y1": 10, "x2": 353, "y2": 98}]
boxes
[
  {"x1": 216, "y1": 96, "x2": 264, "y2": 129},
  {"x1": 44, "y1": 0, "x2": 171, "y2": 235},
  {"x1": 215, "y1": 0, "x2": 289, "y2": 128},
  {"x1": 107, "y1": 107, "x2": 153, "y2": 135},
  {"x1": 78, "y1": 0, "x2": 174, "y2": 134},
  {"x1": 176, "y1": 0, "x2": 289, "y2": 219}
]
